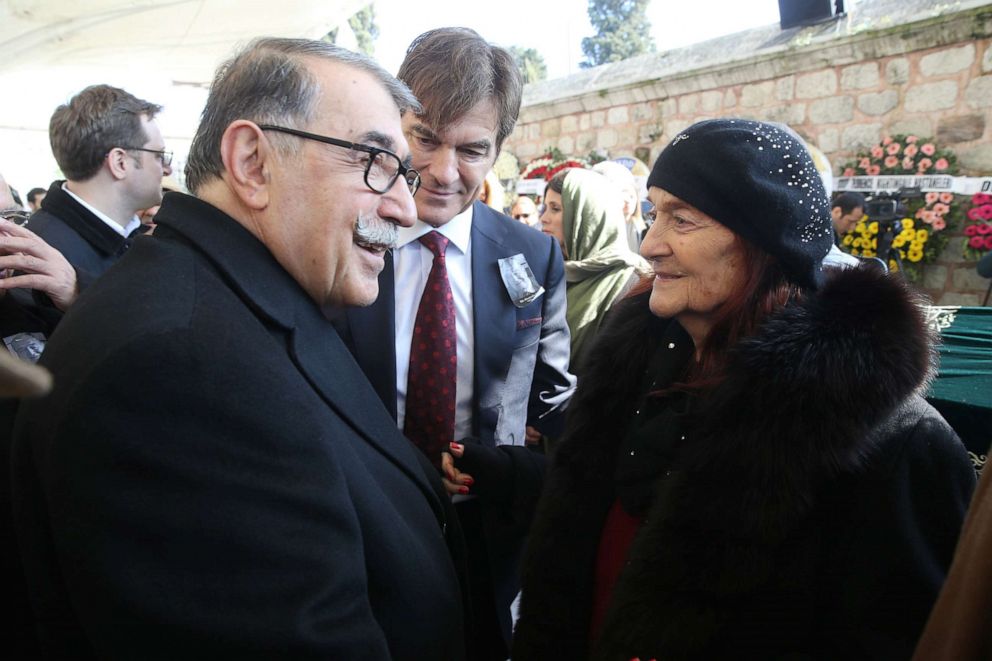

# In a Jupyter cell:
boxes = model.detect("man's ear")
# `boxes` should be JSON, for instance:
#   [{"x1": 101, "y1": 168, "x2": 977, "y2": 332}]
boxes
[
  {"x1": 106, "y1": 148, "x2": 130, "y2": 181},
  {"x1": 219, "y1": 121, "x2": 273, "y2": 211},
  {"x1": 830, "y1": 206, "x2": 842, "y2": 221}
]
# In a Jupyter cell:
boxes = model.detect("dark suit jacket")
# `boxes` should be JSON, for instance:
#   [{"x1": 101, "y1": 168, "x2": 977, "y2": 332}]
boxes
[
  {"x1": 12, "y1": 193, "x2": 464, "y2": 660},
  {"x1": 337, "y1": 201, "x2": 576, "y2": 644}
]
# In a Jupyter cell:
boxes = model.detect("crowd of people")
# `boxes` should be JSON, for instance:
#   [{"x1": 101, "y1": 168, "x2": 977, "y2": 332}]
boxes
[{"x1": 0, "y1": 25, "x2": 989, "y2": 660}]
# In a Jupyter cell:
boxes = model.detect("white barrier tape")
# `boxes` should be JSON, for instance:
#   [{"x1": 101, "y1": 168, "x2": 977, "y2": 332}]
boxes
[{"x1": 835, "y1": 175, "x2": 992, "y2": 195}]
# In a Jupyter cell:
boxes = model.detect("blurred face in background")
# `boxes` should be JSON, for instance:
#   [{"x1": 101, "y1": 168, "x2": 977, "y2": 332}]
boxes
[{"x1": 511, "y1": 196, "x2": 539, "y2": 226}]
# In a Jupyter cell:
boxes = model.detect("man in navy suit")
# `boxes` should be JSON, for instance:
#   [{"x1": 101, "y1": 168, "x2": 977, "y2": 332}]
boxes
[
  {"x1": 12, "y1": 38, "x2": 464, "y2": 659},
  {"x1": 338, "y1": 27, "x2": 576, "y2": 660}
]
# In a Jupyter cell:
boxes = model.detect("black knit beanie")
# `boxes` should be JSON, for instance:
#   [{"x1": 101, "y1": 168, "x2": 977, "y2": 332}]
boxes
[{"x1": 647, "y1": 118, "x2": 833, "y2": 290}]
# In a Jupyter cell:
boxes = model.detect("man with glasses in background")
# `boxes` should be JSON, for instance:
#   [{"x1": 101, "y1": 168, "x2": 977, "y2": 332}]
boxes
[
  {"x1": 28, "y1": 84, "x2": 172, "y2": 289},
  {"x1": 12, "y1": 39, "x2": 465, "y2": 659},
  {"x1": 510, "y1": 195, "x2": 540, "y2": 228}
]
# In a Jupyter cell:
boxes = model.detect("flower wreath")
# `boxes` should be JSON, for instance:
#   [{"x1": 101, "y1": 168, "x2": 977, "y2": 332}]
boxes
[
  {"x1": 964, "y1": 192, "x2": 992, "y2": 259},
  {"x1": 839, "y1": 135, "x2": 961, "y2": 279},
  {"x1": 520, "y1": 148, "x2": 590, "y2": 181}
]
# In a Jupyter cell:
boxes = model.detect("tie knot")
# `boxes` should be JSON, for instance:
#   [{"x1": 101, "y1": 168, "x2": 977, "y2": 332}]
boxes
[{"x1": 419, "y1": 230, "x2": 449, "y2": 258}]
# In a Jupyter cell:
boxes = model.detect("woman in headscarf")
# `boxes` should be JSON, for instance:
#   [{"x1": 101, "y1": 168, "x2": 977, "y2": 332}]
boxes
[
  {"x1": 540, "y1": 168, "x2": 647, "y2": 372},
  {"x1": 512, "y1": 119, "x2": 976, "y2": 660}
]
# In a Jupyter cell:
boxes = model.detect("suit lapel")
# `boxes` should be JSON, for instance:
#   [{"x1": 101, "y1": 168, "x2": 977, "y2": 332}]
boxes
[{"x1": 344, "y1": 252, "x2": 398, "y2": 419}]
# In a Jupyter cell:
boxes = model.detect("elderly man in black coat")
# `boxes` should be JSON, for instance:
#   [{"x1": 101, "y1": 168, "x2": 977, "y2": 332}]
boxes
[{"x1": 11, "y1": 38, "x2": 465, "y2": 659}]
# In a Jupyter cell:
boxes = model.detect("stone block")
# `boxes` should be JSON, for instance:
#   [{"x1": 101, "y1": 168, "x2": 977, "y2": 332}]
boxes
[
  {"x1": 740, "y1": 81, "x2": 774, "y2": 107},
  {"x1": 678, "y1": 94, "x2": 699, "y2": 115},
  {"x1": 816, "y1": 128, "x2": 839, "y2": 153},
  {"x1": 857, "y1": 90, "x2": 899, "y2": 116},
  {"x1": 904, "y1": 81, "x2": 959, "y2": 113},
  {"x1": 954, "y1": 266, "x2": 992, "y2": 291},
  {"x1": 923, "y1": 265, "x2": 949, "y2": 290},
  {"x1": 700, "y1": 90, "x2": 723, "y2": 112},
  {"x1": 776, "y1": 76, "x2": 795, "y2": 101},
  {"x1": 886, "y1": 58, "x2": 910, "y2": 85},
  {"x1": 638, "y1": 123, "x2": 663, "y2": 143},
  {"x1": 965, "y1": 75, "x2": 992, "y2": 109},
  {"x1": 631, "y1": 103, "x2": 653, "y2": 121},
  {"x1": 796, "y1": 70, "x2": 837, "y2": 99},
  {"x1": 761, "y1": 103, "x2": 807, "y2": 125},
  {"x1": 514, "y1": 142, "x2": 539, "y2": 160},
  {"x1": 841, "y1": 63, "x2": 880, "y2": 90},
  {"x1": 664, "y1": 119, "x2": 692, "y2": 141},
  {"x1": 576, "y1": 131, "x2": 596, "y2": 152},
  {"x1": 579, "y1": 114, "x2": 591, "y2": 131},
  {"x1": 888, "y1": 118, "x2": 933, "y2": 137},
  {"x1": 809, "y1": 96, "x2": 854, "y2": 124},
  {"x1": 557, "y1": 136, "x2": 575, "y2": 154},
  {"x1": 724, "y1": 89, "x2": 738, "y2": 109},
  {"x1": 841, "y1": 123, "x2": 883, "y2": 150},
  {"x1": 984, "y1": 45, "x2": 992, "y2": 73},
  {"x1": 957, "y1": 143, "x2": 992, "y2": 174},
  {"x1": 660, "y1": 98, "x2": 678, "y2": 117},
  {"x1": 525, "y1": 123, "x2": 541, "y2": 141},
  {"x1": 607, "y1": 106, "x2": 629, "y2": 125},
  {"x1": 920, "y1": 44, "x2": 976, "y2": 77},
  {"x1": 634, "y1": 146, "x2": 652, "y2": 164},
  {"x1": 936, "y1": 292, "x2": 981, "y2": 306},
  {"x1": 597, "y1": 128, "x2": 619, "y2": 149},
  {"x1": 937, "y1": 114, "x2": 986, "y2": 144},
  {"x1": 591, "y1": 111, "x2": 606, "y2": 128},
  {"x1": 561, "y1": 115, "x2": 579, "y2": 133},
  {"x1": 540, "y1": 119, "x2": 561, "y2": 139},
  {"x1": 617, "y1": 126, "x2": 638, "y2": 147}
]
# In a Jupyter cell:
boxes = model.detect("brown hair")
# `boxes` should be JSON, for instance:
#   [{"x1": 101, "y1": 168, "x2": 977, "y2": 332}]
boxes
[
  {"x1": 49, "y1": 85, "x2": 162, "y2": 182},
  {"x1": 397, "y1": 27, "x2": 522, "y2": 151},
  {"x1": 185, "y1": 37, "x2": 420, "y2": 193}
]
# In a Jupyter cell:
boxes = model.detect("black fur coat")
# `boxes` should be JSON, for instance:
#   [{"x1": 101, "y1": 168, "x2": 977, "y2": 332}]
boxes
[{"x1": 512, "y1": 267, "x2": 976, "y2": 661}]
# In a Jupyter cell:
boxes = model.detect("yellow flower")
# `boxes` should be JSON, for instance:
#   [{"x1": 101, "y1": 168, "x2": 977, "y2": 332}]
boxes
[
  {"x1": 892, "y1": 236, "x2": 906, "y2": 248},
  {"x1": 907, "y1": 248, "x2": 923, "y2": 262},
  {"x1": 863, "y1": 250, "x2": 876, "y2": 257},
  {"x1": 842, "y1": 234, "x2": 854, "y2": 246},
  {"x1": 902, "y1": 218, "x2": 914, "y2": 230},
  {"x1": 851, "y1": 249, "x2": 860, "y2": 256},
  {"x1": 900, "y1": 228, "x2": 916, "y2": 241},
  {"x1": 852, "y1": 237, "x2": 863, "y2": 248},
  {"x1": 916, "y1": 229, "x2": 929, "y2": 242},
  {"x1": 889, "y1": 259, "x2": 899, "y2": 271},
  {"x1": 910, "y1": 240, "x2": 923, "y2": 252},
  {"x1": 855, "y1": 221, "x2": 867, "y2": 234},
  {"x1": 868, "y1": 221, "x2": 879, "y2": 235}
]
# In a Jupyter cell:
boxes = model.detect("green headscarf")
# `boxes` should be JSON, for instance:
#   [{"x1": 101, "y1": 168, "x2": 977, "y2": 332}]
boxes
[{"x1": 560, "y1": 169, "x2": 648, "y2": 369}]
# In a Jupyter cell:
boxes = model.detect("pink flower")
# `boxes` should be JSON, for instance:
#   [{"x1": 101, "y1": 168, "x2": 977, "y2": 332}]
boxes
[
  {"x1": 935, "y1": 158, "x2": 949, "y2": 171},
  {"x1": 970, "y1": 236, "x2": 986, "y2": 248},
  {"x1": 918, "y1": 158, "x2": 933, "y2": 172},
  {"x1": 980, "y1": 221, "x2": 992, "y2": 233},
  {"x1": 939, "y1": 192, "x2": 953, "y2": 204},
  {"x1": 843, "y1": 167, "x2": 855, "y2": 177},
  {"x1": 985, "y1": 235, "x2": 992, "y2": 250},
  {"x1": 916, "y1": 208, "x2": 927, "y2": 219},
  {"x1": 933, "y1": 202, "x2": 949, "y2": 215},
  {"x1": 921, "y1": 143, "x2": 936, "y2": 156},
  {"x1": 884, "y1": 156, "x2": 899, "y2": 168},
  {"x1": 886, "y1": 142, "x2": 902, "y2": 155},
  {"x1": 870, "y1": 145, "x2": 885, "y2": 159},
  {"x1": 859, "y1": 157, "x2": 871, "y2": 169},
  {"x1": 921, "y1": 211, "x2": 935, "y2": 224},
  {"x1": 925, "y1": 192, "x2": 939, "y2": 204},
  {"x1": 883, "y1": 136, "x2": 893, "y2": 145},
  {"x1": 982, "y1": 204, "x2": 992, "y2": 220},
  {"x1": 973, "y1": 193, "x2": 992, "y2": 205},
  {"x1": 904, "y1": 144, "x2": 919, "y2": 158},
  {"x1": 867, "y1": 164, "x2": 881, "y2": 176},
  {"x1": 968, "y1": 207, "x2": 984, "y2": 221},
  {"x1": 966, "y1": 224, "x2": 980, "y2": 236},
  {"x1": 932, "y1": 217, "x2": 946, "y2": 231},
  {"x1": 906, "y1": 135, "x2": 919, "y2": 144},
  {"x1": 902, "y1": 156, "x2": 914, "y2": 170}
]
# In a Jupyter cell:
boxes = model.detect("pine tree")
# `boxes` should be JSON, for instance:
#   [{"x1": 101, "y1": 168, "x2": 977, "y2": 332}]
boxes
[
  {"x1": 581, "y1": 0, "x2": 655, "y2": 68},
  {"x1": 508, "y1": 46, "x2": 548, "y2": 84}
]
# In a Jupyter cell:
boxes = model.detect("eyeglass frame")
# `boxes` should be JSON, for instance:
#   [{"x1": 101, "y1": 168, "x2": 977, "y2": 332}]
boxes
[
  {"x1": 119, "y1": 147, "x2": 173, "y2": 168},
  {"x1": 257, "y1": 124, "x2": 421, "y2": 196},
  {"x1": 0, "y1": 208, "x2": 32, "y2": 226}
]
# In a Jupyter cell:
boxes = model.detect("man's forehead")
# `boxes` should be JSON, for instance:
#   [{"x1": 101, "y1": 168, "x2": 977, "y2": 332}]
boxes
[{"x1": 405, "y1": 104, "x2": 498, "y2": 147}]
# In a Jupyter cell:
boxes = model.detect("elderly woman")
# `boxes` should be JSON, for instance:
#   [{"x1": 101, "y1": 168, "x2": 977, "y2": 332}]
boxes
[
  {"x1": 512, "y1": 119, "x2": 976, "y2": 660},
  {"x1": 541, "y1": 168, "x2": 647, "y2": 371}
]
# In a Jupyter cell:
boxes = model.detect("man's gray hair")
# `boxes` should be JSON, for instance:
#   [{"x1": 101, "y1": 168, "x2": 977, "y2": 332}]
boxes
[{"x1": 185, "y1": 37, "x2": 420, "y2": 193}]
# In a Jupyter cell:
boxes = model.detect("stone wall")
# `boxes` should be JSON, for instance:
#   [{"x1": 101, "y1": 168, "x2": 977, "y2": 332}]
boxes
[{"x1": 505, "y1": 3, "x2": 992, "y2": 305}]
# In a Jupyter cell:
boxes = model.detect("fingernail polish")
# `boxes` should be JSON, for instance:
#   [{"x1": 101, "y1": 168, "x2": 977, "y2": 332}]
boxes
[
  {"x1": 463, "y1": 477, "x2": 474, "y2": 486},
  {"x1": 458, "y1": 486, "x2": 469, "y2": 494}
]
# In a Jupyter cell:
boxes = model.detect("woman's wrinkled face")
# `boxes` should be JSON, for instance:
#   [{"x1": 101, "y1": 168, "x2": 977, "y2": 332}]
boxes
[
  {"x1": 640, "y1": 187, "x2": 747, "y2": 343},
  {"x1": 539, "y1": 189, "x2": 566, "y2": 253}
]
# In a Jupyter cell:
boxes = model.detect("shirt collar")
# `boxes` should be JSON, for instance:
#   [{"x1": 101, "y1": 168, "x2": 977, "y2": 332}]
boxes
[
  {"x1": 61, "y1": 183, "x2": 141, "y2": 238},
  {"x1": 396, "y1": 203, "x2": 474, "y2": 255}
]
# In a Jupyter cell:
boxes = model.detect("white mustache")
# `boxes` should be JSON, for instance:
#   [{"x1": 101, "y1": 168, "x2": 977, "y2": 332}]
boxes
[{"x1": 354, "y1": 213, "x2": 398, "y2": 250}]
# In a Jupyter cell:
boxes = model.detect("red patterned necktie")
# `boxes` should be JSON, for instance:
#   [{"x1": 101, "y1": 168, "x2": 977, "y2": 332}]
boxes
[{"x1": 403, "y1": 231, "x2": 457, "y2": 467}]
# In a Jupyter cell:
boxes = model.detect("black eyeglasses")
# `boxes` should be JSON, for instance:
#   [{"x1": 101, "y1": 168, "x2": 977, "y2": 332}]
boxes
[
  {"x1": 258, "y1": 125, "x2": 420, "y2": 196},
  {"x1": 122, "y1": 147, "x2": 173, "y2": 167},
  {"x1": 0, "y1": 208, "x2": 31, "y2": 226}
]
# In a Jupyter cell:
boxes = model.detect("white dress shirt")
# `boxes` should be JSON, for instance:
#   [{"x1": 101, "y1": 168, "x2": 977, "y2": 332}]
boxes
[
  {"x1": 394, "y1": 205, "x2": 475, "y2": 443},
  {"x1": 62, "y1": 184, "x2": 141, "y2": 237}
]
